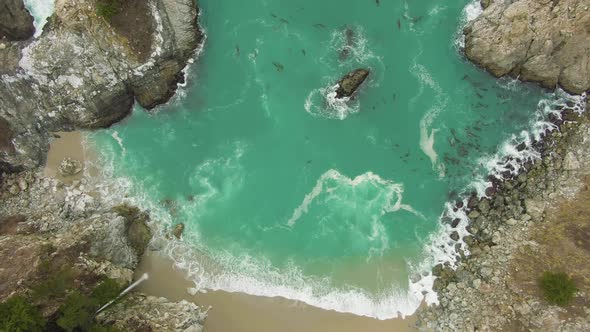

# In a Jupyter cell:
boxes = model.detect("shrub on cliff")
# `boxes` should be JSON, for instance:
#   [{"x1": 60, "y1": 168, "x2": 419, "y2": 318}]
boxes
[
  {"x1": 0, "y1": 295, "x2": 46, "y2": 332},
  {"x1": 96, "y1": 0, "x2": 120, "y2": 21},
  {"x1": 56, "y1": 278, "x2": 123, "y2": 331},
  {"x1": 539, "y1": 271, "x2": 577, "y2": 306}
]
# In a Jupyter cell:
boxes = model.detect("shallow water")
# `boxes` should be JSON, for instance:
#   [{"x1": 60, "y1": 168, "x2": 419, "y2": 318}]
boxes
[{"x1": 89, "y1": 0, "x2": 568, "y2": 318}]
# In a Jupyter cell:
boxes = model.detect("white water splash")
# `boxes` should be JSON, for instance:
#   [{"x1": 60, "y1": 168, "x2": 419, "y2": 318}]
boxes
[
  {"x1": 304, "y1": 83, "x2": 359, "y2": 120},
  {"x1": 287, "y1": 169, "x2": 423, "y2": 227},
  {"x1": 23, "y1": 0, "x2": 54, "y2": 38},
  {"x1": 412, "y1": 62, "x2": 447, "y2": 178}
]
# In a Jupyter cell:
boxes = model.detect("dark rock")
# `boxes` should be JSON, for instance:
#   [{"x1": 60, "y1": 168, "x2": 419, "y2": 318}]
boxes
[
  {"x1": 451, "y1": 218, "x2": 461, "y2": 228},
  {"x1": 335, "y1": 68, "x2": 370, "y2": 98},
  {"x1": 0, "y1": 0, "x2": 35, "y2": 41},
  {"x1": 561, "y1": 109, "x2": 579, "y2": 122},
  {"x1": 172, "y1": 223, "x2": 185, "y2": 239},
  {"x1": 467, "y1": 194, "x2": 479, "y2": 209},
  {"x1": 113, "y1": 204, "x2": 153, "y2": 257},
  {"x1": 450, "y1": 231, "x2": 460, "y2": 241},
  {"x1": 477, "y1": 198, "x2": 490, "y2": 214},
  {"x1": 0, "y1": 116, "x2": 14, "y2": 154}
]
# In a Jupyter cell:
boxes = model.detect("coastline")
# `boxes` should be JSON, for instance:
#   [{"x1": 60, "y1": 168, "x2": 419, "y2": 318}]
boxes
[
  {"x1": 46, "y1": 130, "x2": 419, "y2": 330},
  {"x1": 136, "y1": 252, "x2": 419, "y2": 332},
  {"x1": 2, "y1": 0, "x2": 590, "y2": 330}
]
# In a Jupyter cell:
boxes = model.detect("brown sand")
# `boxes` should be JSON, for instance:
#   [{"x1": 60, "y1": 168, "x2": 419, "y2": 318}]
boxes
[
  {"x1": 44, "y1": 131, "x2": 97, "y2": 182},
  {"x1": 136, "y1": 253, "x2": 419, "y2": 332}
]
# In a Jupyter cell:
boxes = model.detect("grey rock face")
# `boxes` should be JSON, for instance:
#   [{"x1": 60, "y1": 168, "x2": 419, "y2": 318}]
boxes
[
  {"x1": 464, "y1": 0, "x2": 590, "y2": 94},
  {"x1": 0, "y1": 0, "x2": 203, "y2": 171},
  {"x1": 0, "y1": 0, "x2": 35, "y2": 41},
  {"x1": 96, "y1": 293, "x2": 207, "y2": 332},
  {"x1": 335, "y1": 68, "x2": 370, "y2": 99}
]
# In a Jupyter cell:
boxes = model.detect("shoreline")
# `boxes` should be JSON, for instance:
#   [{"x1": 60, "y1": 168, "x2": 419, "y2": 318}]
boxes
[
  {"x1": 46, "y1": 130, "x2": 419, "y2": 330},
  {"x1": 136, "y1": 252, "x2": 419, "y2": 332}
]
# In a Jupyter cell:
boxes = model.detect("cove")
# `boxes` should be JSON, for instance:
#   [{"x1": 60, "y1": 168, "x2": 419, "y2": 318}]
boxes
[{"x1": 89, "y1": 0, "x2": 565, "y2": 318}]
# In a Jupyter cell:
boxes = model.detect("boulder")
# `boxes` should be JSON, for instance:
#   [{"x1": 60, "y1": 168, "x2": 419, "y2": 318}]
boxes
[
  {"x1": 524, "y1": 199, "x2": 545, "y2": 221},
  {"x1": 58, "y1": 158, "x2": 83, "y2": 177},
  {"x1": 464, "y1": 0, "x2": 590, "y2": 94},
  {"x1": 172, "y1": 223, "x2": 185, "y2": 239},
  {"x1": 0, "y1": 0, "x2": 35, "y2": 41},
  {"x1": 335, "y1": 68, "x2": 370, "y2": 99}
]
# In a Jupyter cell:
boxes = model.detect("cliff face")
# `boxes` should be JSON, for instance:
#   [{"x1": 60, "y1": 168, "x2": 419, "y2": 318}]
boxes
[
  {"x1": 0, "y1": 0, "x2": 35, "y2": 40},
  {"x1": 0, "y1": 0, "x2": 203, "y2": 171},
  {"x1": 464, "y1": 0, "x2": 590, "y2": 95}
]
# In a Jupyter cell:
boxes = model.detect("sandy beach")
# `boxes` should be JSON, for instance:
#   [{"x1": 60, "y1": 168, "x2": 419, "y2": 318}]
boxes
[
  {"x1": 44, "y1": 131, "x2": 98, "y2": 182},
  {"x1": 136, "y1": 253, "x2": 419, "y2": 332}
]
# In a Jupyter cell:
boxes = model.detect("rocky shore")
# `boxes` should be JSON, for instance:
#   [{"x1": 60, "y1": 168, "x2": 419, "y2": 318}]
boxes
[
  {"x1": 416, "y1": 1, "x2": 590, "y2": 330},
  {"x1": 0, "y1": 166, "x2": 207, "y2": 331},
  {"x1": 0, "y1": 0, "x2": 203, "y2": 172},
  {"x1": 464, "y1": 0, "x2": 590, "y2": 94},
  {"x1": 1, "y1": 0, "x2": 206, "y2": 330}
]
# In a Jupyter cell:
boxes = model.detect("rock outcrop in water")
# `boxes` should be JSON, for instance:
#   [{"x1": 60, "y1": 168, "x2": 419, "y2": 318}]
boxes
[
  {"x1": 0, "y1": 0, "x2": 204, "y2": 172},
  {"x1": 464, "y1": 0, "x2": 590, "y2": 94},
  {"x1": 0, "y1": 0, "x2": 35, "y2": 41},
  {"x1": 335, "y1": 68, "x2": 370, "y2": 99}
]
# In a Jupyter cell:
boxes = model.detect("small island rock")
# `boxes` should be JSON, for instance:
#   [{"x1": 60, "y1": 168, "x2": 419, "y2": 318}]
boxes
[
  {"x1": 172, "y1": 223, "x2": 185, "y2": 239},
  {"x1": 335, "y1": 68, "x2": 370, "y2": 99}
]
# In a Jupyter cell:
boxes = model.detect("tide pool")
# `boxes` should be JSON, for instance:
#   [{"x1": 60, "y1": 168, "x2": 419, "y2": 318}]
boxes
[{"x1": 90, "y1": 0, "x2": 566, "y2": 318}]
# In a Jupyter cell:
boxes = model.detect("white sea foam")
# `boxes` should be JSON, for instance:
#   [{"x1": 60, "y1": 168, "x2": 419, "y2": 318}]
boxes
[
  {"x1": 412, "y1": 89, "x2": 588, "y2": 306},
  {"x1": 411, "y1": 62, "x2": 447, "y2": 178},
  {"x1": 110, "y1": 131, "x2": 126, "y2": 156},
  {"x1": 287, "y1": 169, "x2": 421, "y2": 227},
  {"x1": 23, "y1": 0, "x2": 54, "y2": 38},
  {"x1": 454, "y1": 0, "x2": 483, "y2": 49},
  {"x1": 304, "y1": 83, "x2": 359, "y2": 120}
]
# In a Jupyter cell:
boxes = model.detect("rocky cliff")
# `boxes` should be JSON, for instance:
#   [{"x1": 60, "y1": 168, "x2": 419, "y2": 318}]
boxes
[
  {"x1": 0, "y1": 0, "x2": 35, "y2": 40},
  {"x1": 0, "y1": 170, "x2": 207, "y2": 331},
  {"x1": 0, "y1": 0, "x2": 203, "y2": 172},
  {"x1": 464, "y1": 0, "x2": 590, "y2": 94}
]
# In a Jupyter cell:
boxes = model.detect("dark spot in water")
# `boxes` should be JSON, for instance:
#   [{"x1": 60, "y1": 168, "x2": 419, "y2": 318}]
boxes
[
  {"x1": 272, "y1": 62, "x2": 284, "y2": 72},
  {"x1": 301, "y1": 49, "x2": 306, "y2": 56},
  {"x1": 376, "y1": 0, "x2": 380, "y2": 6},
  {"x1": 313, "y1": 23, "x2": 326, "y2": 29},
  {"x1": 475, "y1": 92, "x2": 484, "y2": 99},
  {"x1": 307, "y1": 160, "x2": 312, "y2": 164},
  {"x1": 235, "y1": 45, "x2": 240, "y2": 56},
  {"x1": 397, "y1": 19, "x2": 401, "y2": 29}
]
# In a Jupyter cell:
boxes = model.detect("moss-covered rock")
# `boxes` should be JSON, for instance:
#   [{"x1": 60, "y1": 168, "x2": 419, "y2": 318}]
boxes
[{"x1": 112, "y1": 204, "x2": 152, "y2": 257}]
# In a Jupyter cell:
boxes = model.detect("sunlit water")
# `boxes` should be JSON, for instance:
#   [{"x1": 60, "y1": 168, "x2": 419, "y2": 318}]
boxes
[{"x1": 85, "y1": 0, "x2": 580, "y2": 319}]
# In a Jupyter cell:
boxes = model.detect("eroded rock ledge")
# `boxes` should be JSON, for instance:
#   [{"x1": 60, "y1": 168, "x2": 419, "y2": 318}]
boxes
[
  {"x1": 464, "y1": 0, "x2": 590, "y2": 94},
  {"x1": 0, "y1": 0, "x2": 204, "y2": 172}
]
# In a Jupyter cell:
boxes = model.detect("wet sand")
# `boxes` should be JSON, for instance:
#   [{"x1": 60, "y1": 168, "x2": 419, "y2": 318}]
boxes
[
  {"x1": 136, "y1": 253, "x2": 419, "y2": 332},
  {"x1": 44, "y1": 131, "x2": 97, "y2": 182}
]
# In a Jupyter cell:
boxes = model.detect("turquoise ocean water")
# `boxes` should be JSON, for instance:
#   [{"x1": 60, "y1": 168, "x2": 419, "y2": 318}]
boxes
[{"x1": 73, "y1": 0, "x2": 581, "y2": 319}]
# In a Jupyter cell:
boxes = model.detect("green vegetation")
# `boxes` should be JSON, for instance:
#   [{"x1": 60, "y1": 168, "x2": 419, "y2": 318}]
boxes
[
  {"x1": 0, "y1": 296, "x2": 46, "y2": 332},
  {"x1": 96, "y1": 0, "x2": 120, "y2": 21},
  {"x1": 32, "y1": 265, "x2": 75, "y2": 300},
  {"x1": 1, "y1": 278, "x2": 123, "y2": 332},
  {"x1": 539, "y1": 271, "x2": 577, "y2": 306},
  {"x1": 57, "y1": 279, "x2": 123, "y2": 331}
]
